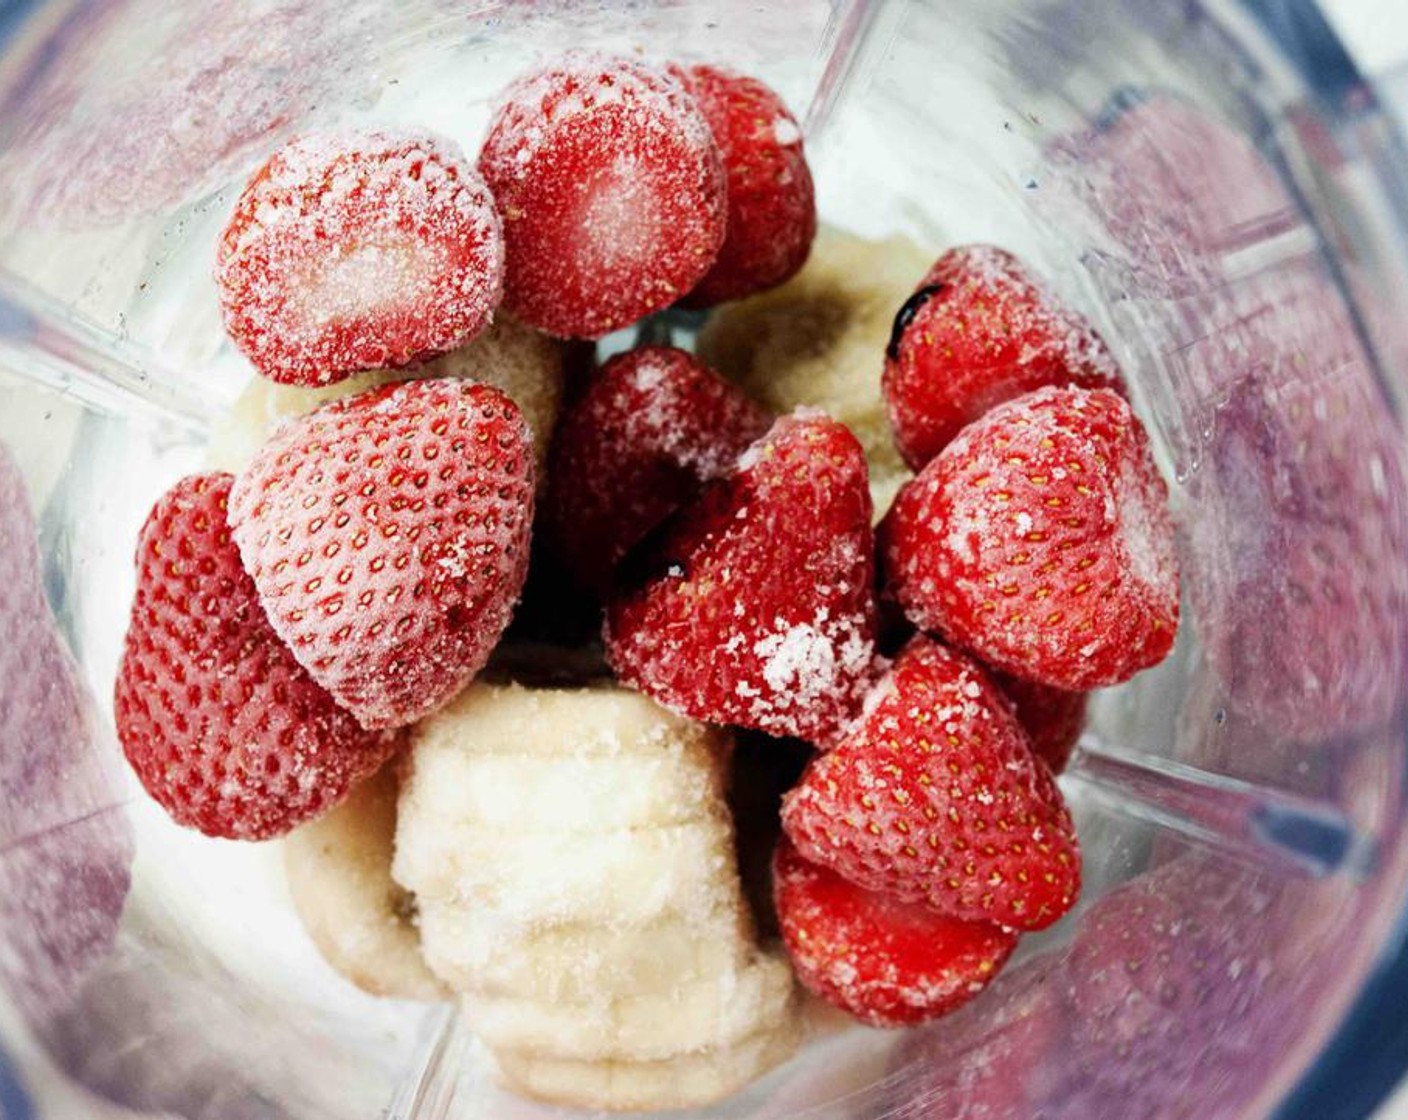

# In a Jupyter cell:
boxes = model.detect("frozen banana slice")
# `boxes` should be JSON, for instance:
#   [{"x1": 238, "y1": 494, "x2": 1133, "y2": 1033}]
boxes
[
  {"x1": 283, "y1": 762, "x2": 447, "y2": 1001},
  {"x1": 207, "y1": 313, "x2": 566, "y2": 479},
  {"x1": 402, "y1": 684, "x2": 730, "y2": 834},
  {"x1": 392, "y1": 678, "x2": 802, "y2": 1110},
  {"x1": 493, "y1": 1019, "x2": 801, "y2": 1113},
  {"x1": 420, "y1": 903, "x2": 753, "y2": 1003},
  {"x1": 696, "y1": 224, "x2": 931, "y2": 515},
  {"x1": 407, "y1": 821, "x2": 737, "y2": 928},
  {"x1": 460, "y1": 948, "x2": 796, "y2": 1062}
]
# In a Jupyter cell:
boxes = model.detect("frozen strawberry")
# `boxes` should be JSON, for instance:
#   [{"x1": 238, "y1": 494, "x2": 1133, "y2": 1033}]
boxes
[
  {"x1": 994, "y1": 672, "x2": 1086, "y2": 774},
  {"x1": 774, "y1": 837, "x2": 1018, "y2": 1028},
  {"x1": 606, "y1": 410, "x2": 877, "y2": 745},
  {"x1": 479, "y1": 53, "x2": 726, "y2": 338},
  {"x1": 881, "y1": 386, "x2": 1177, "y2": 691},
  {"x1": 217, "y1": 131, "x2": 504, "y2": 387},
  {"x1": 547, "y1": 345, "x2": 771, "y2": 592},
  {"x1": 782, "y1": 636, "x2": 1079, "y2": 931},
  {"x1": 114, "y1": 473, "x2": 395, "y2": 840},
  {"x1": 883, "y1": 245, "x2": 1122, "y2": 469},
  {"x1": 670, "y1": 63, "x2": 816, "y2": 306},
  {"x1": 229, "y1": 379, "x2": 534, "y2": 730}
]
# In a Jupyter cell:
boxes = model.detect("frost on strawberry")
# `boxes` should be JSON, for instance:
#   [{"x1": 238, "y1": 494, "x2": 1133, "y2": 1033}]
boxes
[
  {"x1": 217, "y1": 131, "x2": 504, "y2": 387},
  {"x1": 773, "y1": 838, "x2": 1018, "y2": 1028},
  {"x1": 229, "y1": 379, "x2": 534, "y2": 731},
  {"x1": 881, "y1": 385, "x2": 1178, "y2": 691},
  {"x1": 883, "y1": 245, "x2": 1122, "y2": 469},
  {"x1": 479, "y1": 53, "x2": 726, "y2": 338},
  {"x1": 670, "y1": 63, "x2": 816, "y2": 307},
  {"x1": 547, "y1": 345, "x2": 771, "y2": 593},
  {"x1": 605, "y1": 410, "x2": 878, "y2": 746},
  {"x1": 114, "y1": 473, "x2": 396, "y2": 840},
  {"x1": 781, "y1": 636, "x2": 1080, "y2": 931}
]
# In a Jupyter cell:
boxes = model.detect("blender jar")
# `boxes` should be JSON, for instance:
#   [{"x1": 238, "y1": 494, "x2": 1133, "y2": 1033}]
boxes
[{"x1": 1, "y1": 0, "x2": 1406, "y2": 1117}]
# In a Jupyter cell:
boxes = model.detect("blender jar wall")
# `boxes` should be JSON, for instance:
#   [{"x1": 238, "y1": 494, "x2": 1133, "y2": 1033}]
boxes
[{"x1": 0, "y1": 1, "x2": 1404, "y2": 1117}]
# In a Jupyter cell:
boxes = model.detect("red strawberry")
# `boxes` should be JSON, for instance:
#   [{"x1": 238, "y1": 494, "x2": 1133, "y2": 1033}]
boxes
[
  {"x1": 547, "y1": 345, "x2": 771, "y2": 592},
  {"x1": 217, "y1": 131, "x2": 504, "y2": 387},
  {"x1": 229, "y1": 379, "x2": 534, "y2": 730},
  {"x1": 994, "y1": 671, "x2": 1086, "y2": 774},
  {"x1": 781, "y1": 636, "x2": 1079, "y2": 931},
  {"x1": 880, "y1": 385, "x2": 1178, "y2": 691},
  {"x1": 773, "y1": 837, "x2": 1018, "y2": 1028},
  {"x1": 605, "y1": 410, "x2": 877, "y2": 745},
  {"x1": 883, "y1": 245, "x2": 1122, "y2": 469},
  {"x1": 478, "y1": 53, "x2": 726, "y2": 338},
  {"x1": 670, "y1": 63, "x2": 817, "y2": 306},
  {"x1": 114, "y1": 473, "x2": 396, "y2": 840}
]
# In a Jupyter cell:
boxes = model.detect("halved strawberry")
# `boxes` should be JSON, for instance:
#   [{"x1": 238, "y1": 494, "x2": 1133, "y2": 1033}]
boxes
[
  {"x1": 781, "y1": 636, "x2": 1080, "y2": 931},
  {"x1": 774, "y1": 837, "x2": 1018, "y2": 1028},
  {"x1": 671, "y1": 63, "x2": 816, "y2": 306},
  {"x1": 478, "y1": 53, "x2": 726, "y2": 338},
  {"x1": 883, "y1": 245, "x2": 1122, "y2": 469},
  {"x1": 606, "y1": 410, "x2": 877, "y2": 745},
  {"x1": 114, "y1": 473, "x2": 396, "y2": 839},
  {"x1": 217, "y1": 131, "x2": 504, "y2": 386},
  {"x1": 880, "y1": 385, "x2": 1178, "y2": 691},
  {"x1": 229, "y1": 379, "x2": 534, "y2": 730},
  {"x1": 547, "y1": 345, "x2": 771, "y2": 593}
]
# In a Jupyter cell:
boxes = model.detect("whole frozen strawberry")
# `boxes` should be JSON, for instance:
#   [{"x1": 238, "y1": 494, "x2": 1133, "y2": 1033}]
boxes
[
  {"x1": 782, "y1": 636, "x2": 1079, "y2": 931},
  {"x1": 883, "y1": 245, "x2": 1122, "y2": 469},
  {"x1": 479, "y1": 53, "x2": 726, "y2": 338},
  {"x1": 774, "y1": 838, "x2": 1018, "y2": 1028},
  {"x1": 881, "y1": 385, "x2": 1177, "y2": 691},
  {"x1": 547, "y1": 345, "x2": 771, "y2": 593},
  {"x1": 671, "y1": 63, "x2": 816, "y2": 306},
  {"x1": 995, "y1": 672, "x2": 1087, "y2": 774},
  {"x1": 114, "y1": 473, "x2": 396, "y2": 840},
  {"x1": 606, "y1": 410, "x2": 877, "y2": 746},
  {"x1": 217, "y1": 131, "x2": 504, "y2": 386},
  {"x1": 229, "y1": 379, "x2": 534, "y2": 730}
]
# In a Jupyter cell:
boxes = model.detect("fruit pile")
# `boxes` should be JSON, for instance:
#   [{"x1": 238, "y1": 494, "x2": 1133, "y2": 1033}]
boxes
[{"x1": 114, "y1": 51, "x2": 1179, "y2": 1112}]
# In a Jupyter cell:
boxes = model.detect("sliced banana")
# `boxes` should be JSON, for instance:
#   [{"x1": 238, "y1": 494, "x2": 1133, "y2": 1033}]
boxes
[
  {"x1": 283, "y1": 762, "x2": 447, "y2": 1001},
  {"x1": 407, "y1": 820, "x2": 738, "y2": 929},
  {"x1": 696, "y1": 224, "x2": 931, "y2": 516},
  {"x1": 391, "y1": 678, "x2": 802, "y2": 1110},
  {"x1": 493, "y1": 1020, "x2": 802, "y2": 1113},
  {"x1": 419, "y1": 903, "x2": 754, "y2": 1003},
  {"x1": 207, "y1": 313, "x2": 566, "y2": 480},
  {"x1": 461, "y1": 948, "x2": 796, "y2": 1062},
  {"x1": 401, "y1": 684, "x2": 731, "y2": 834}
]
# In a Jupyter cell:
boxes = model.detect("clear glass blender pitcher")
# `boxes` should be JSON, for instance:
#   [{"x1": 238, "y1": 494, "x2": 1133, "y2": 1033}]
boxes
[{"x1": 1, "y1": 0, "x2": 1407, "y2": 1116}]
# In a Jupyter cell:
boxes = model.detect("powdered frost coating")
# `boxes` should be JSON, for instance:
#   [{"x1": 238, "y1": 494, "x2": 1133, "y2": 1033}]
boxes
[
  {"x1": 217, "y1": 131, "x2": 504, "y2": 386},
  {"x1": 881, "y1": 385, "x2": 1178, "y2": 690},
  {"x1": 670, "y1": 63, "x2": 817, "y2": 307},
  {"x1": 773, "y1": 838, "x2": 1017, "y2": 1027},
  {"x1": 229, "y1": 380, "x2": 534, "y2": 730},
  {"x1": 547, "y1": 345, "x2": 771, "y2": 592},
  {"x1": 606, "y1": 410, "x2": 878, "y2": 745},
  {"x1": 781, "y1": 637, "x2": 1080, "y2": 931},
  {"x1": 883, "y1": 245, "x2": 1123, "y2": 469},
  {"x1": 479, "y1": 53, "x2": 726, "y2": 338},
  {"x1": 114, "y1": 473, "x2": 395, "y2": 840}
]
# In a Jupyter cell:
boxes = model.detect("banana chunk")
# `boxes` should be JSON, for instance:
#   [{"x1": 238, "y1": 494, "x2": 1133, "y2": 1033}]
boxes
[
  {"x1": 283, "y1": 762, "x2": 447, "y2": 1001},
  {"x1": 461, "y1": 948, "x2": 796, "y2": 1062},
  {"x1": 420, "y1": 904, "x2": 753, "y2": 1003},
  {"x1": 696, "y1": 225, "x2": 931, "y2": 516},
  {"x1": 494, "y1": 1019, "x2": 802, "y2": 1113},
  {"x1": 392, "y1": 680, "x2": 802, "y2": 1110},
  {"x1": 207, "y1": 313, "x2": 566, "y2": 480}
]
